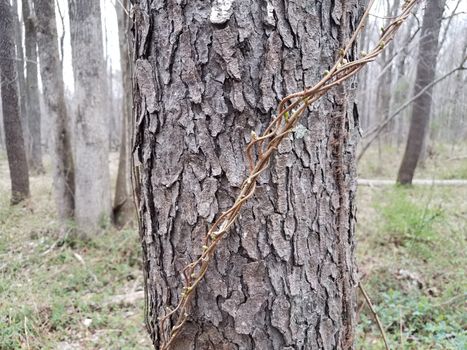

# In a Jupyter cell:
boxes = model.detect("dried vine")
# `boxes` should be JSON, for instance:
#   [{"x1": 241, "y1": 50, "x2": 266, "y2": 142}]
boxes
[{"x1": 155, "y1": 1, "x2": 420, "y2": 348}]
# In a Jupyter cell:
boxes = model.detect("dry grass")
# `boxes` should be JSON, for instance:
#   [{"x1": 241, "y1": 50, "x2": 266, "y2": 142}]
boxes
[{"x1": 0, "y1": 154, "x2": 151, "y2": 349}]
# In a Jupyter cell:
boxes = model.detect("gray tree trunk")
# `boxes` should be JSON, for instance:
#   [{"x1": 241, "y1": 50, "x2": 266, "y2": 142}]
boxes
[
  {"x1": 11, "y1": 0, "x2": 29, "y2": 156},
  {"x1": 397, "y1": 0, "x2": 446, "y2": 184},
  {"x1": 0, "y1": 97, "x2": 4, "y2": 150},
  {"x1": 133, "y1": 1, "x2": 363, "y2": 349},
  {"x1": 22, "y1": 0, "x2": 44, "y2": 174},
  {"x1": 393, "y1": 15, "x2": 416, "y2": 149},
  {"x1": 113, "y1": 0, "x2": 134, "y2": 227},
  {"x1": 0, "y1": 0, "x2": 30, "y2": 204},
  {"x1": 35, "y1": 0, "x2": 75, "y2": 223},
  {"x1": 68, "y1": 0, "x2": 111, "y2": 233}
]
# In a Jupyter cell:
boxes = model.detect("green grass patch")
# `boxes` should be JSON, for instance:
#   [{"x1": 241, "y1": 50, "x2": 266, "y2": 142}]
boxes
[
  {"x1": 377, "y1": 187, "x2": 443, "y2": 257},
  {"x1": 356, "y1": 185, "x2": 466, "y2": 349}
]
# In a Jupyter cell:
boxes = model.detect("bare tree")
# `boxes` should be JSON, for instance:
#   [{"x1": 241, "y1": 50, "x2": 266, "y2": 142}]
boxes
[
  {"x1": 397, "y1": 0, "x2": 447, "y2": 184},
  {"x1": 68, "y1": 0, "x2": 111, "y2": 233},
  {"x1": 35, "y1": 0, "x2": 75, "y2": 224},
  {"x1": 113, "y1": 0, "x2": 134, "y2": 227},
  {"x1": 132, "y1": 0, "x2": 367, "y2": 348},
  {"x1": 22, "y1": 0, "x2": 44, "y2": 174},
  {"x1": 11, "y1": 0, "x2": 29, "y2": 151},
  {"x1": 0, "y1": 0, "x2": 30, "y2": 204}
]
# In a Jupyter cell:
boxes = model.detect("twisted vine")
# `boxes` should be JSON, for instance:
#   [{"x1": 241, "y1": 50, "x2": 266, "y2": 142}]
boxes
[{"x1": 157, "y1": 0, "x2": 420, "y2": 348}]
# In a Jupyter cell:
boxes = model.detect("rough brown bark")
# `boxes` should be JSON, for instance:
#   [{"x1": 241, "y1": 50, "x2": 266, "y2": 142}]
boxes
[
  {"x1": 35, "y1": 0, "x2": 75, "y2": 223},
  {"x1": 68, "y1": 0, "x2": 111, "y2": 233},
  {"x1": 22, "y1": 0, "x2": 44, "y2": 174},
  {"x1": 133, "y1": 1, "x2": 363, "y2": 349},
  {"x1": 397, "y1": 0, "x2": 446, "y2": 185},
  {"x1": 113, "y1": 0, "x2": 134, "y2": 228},
  {"x1": 0, "y1": 0, "x2": 30, "y2": 204}
]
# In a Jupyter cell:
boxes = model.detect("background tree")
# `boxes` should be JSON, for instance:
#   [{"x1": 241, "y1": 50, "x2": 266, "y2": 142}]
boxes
[
  {"x1": 113, "y1": 0, "x2": 134, "y2": 227},
  {"x1": 11, "y1": 0, "x2": 29, "y2": 153},
  {"x1": 68, "y1": 0, "x2": 110, "y2": 233},
  {"x1": 133, "y1": 0, "x2": 364, "y2": 348},
  {"x1": 0, "y1": 0, "x2": 30, "y2": 204},
  {"x1": 22, "y1": 0, "x2": 44, "y2": 174},
  {"x1": 397, "y1": 0, "x2": 447, "y2": 184},
  {"x1": 35, "y1": 0, "x2": 75, "y2": 224}
]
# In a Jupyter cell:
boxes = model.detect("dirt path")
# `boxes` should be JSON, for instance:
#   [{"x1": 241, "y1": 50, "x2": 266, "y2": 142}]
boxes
[{"x1": 358, "y1": 179, "x2": 467, "y2": 186}]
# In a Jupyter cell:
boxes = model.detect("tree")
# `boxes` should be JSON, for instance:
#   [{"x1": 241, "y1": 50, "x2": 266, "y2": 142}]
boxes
[
  {"x1": 35, "y1": 0, "x2": 75, "y2": 224},
  {"x1": 0, "y1": 0, "x2": 30, "y2": 204},
  {"x1": 397, "y1": 0, "x2": 446, "y2": 184},
  {"x1": 11, "y1": 0, "x2": 29, "y2": 152},
  {"x1": 133, "y1": 1, "x2": 364, "y2": 348},
  {"x1": 22, "y1": 0, "x2": 44, "y2": 174},
  {"x1": 373, "y1": 1, "x2": 399, "y2": 172},
  {"x1": 113, "y1": 0, "x2": 134, "y2": 227},
  {"x1": 68, "y1": 0, "x2": 111, "y2": 233}
]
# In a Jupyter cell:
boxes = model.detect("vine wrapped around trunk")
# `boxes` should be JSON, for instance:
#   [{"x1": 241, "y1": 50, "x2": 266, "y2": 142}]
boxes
[{"x1": 132, "y1": 0, "x2": 420, "y2": 349}]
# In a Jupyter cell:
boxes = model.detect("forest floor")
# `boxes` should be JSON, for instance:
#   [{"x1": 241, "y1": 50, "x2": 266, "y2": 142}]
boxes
[{"x1": 0, "y1": 144, "x2": 466, "y2": 349}]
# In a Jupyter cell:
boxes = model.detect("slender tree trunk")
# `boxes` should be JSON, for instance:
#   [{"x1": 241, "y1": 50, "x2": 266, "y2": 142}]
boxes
[
  {"x1": 394, "y1": 16, "x2": 415, "y2": 149},
  {"x1": 0, "y1": 0, "x2": 30, "y2": 204},
  {"x1": 375, "y1": 0, "x2": 399, "y2": 149},
  {"x1": 397, "y1": 0, "x2": 446, "y2": 184},
  {"x1": 22, "y1": 0, "x2": 44, "y2": 174},
  {"x1": 35, "y1": 0, "x2": 75, "y2": 224},
  {"x1": 113, "y1": 0, "x2": 134, "y2": 227},
  {"x1": 358, "y1": 20, "x2": 371, "y2": 132},
  {"x1": 68, "y1": 0, "x2": 111, "y2": 233},
  {"x1": 11, "y1": 0, "x2": 29, "y2": 156},
  {"x1": 0, "y1": 98, "x2": 4, "y2": 150},
  {"x1": 133, "y1": 1, "x2": 362, "y2": 348}
]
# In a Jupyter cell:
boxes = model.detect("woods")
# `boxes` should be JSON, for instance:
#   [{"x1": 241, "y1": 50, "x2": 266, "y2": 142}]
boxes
[{"x1": 0, "y1": 0, "x2": 466, "y2": 349}]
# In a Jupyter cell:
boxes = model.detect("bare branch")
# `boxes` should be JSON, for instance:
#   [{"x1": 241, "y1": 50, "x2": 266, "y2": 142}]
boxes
[{"x1": 358, "y1": 57, "x2": 467, "y2": 161}]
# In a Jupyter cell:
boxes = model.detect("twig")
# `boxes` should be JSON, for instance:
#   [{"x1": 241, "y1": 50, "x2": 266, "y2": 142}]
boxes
[
  {"x1": 447, "y1": 155, "x2": 467, "y2": 161},
  {"x1": 359, "y1": 284, "x2": 391, "y2": 350},
  {"x1": 72, "y1": 251, "x2": 99, "y2": 283},
  {"x1": 55, "y1": 0, "x2": 66, "y2": 67},
  {"x1": 0, "y1": 56, "x2": 38, "y2": 65},
  {"x1": 113, "y1": 0, "x2": 130, "y2": 17},
  {"x1": 433, "y1": 293, "x2": 467, "y2": 308},
  {"x1": 399, "y1": 307, "x2": 404, "y2": 350},
  {"x1": 24, "y1": 316, "x2": 31, "y2": 350},
  {"x1": 358, "y1": 60, "x2": 467, "y2": 161}
]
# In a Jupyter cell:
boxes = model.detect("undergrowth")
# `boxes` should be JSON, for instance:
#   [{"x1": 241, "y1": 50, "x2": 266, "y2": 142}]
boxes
[
  {"x1": 1, "y1": 150, "x2": 465, "y2": 349},
  {"x1": 356, "y1": 184, "x2": 466, "y2": 349},
  {"x1": 0, "y1": 160, "x2": 151, "y2": 349},
  {"x1": 377, "y1": 187, "x2": 443, "y2": 257}
]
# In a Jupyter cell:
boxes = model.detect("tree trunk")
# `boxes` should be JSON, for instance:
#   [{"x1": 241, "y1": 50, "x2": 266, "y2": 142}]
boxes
[
  {"x1": 35, "y1": 0, "x2": 75, "y2": 224},
  {"x1": 11, "y1": 0, "x2": 29, "y2": 157},
  {"x1": 68, "y1": 0, "x2": 111, "y2": 233},
  {"x1": 397, "y1": 0, "x2": 446, "y2": 185},
  {"x1": 375, "y1": 0, "x2": 398, "y2": 143},
  {"x1": 113, "y1": 0, "x2": 134, "y2": 227},
  {"x1": 0, "y1": 98, "x2": 4, "y2": 150},
  {"x1": 393, "y1": 15, "x2": 415, "y2": 149},
  {"x1": 22, "y1": 0, "x2": 44, "y2": 174},
  {"x1": 0, "y1": 0, "x2": 30, "y2": 204},
  {"x1": 133, "y1": 1, "x2": 362, "y2": 348}
]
